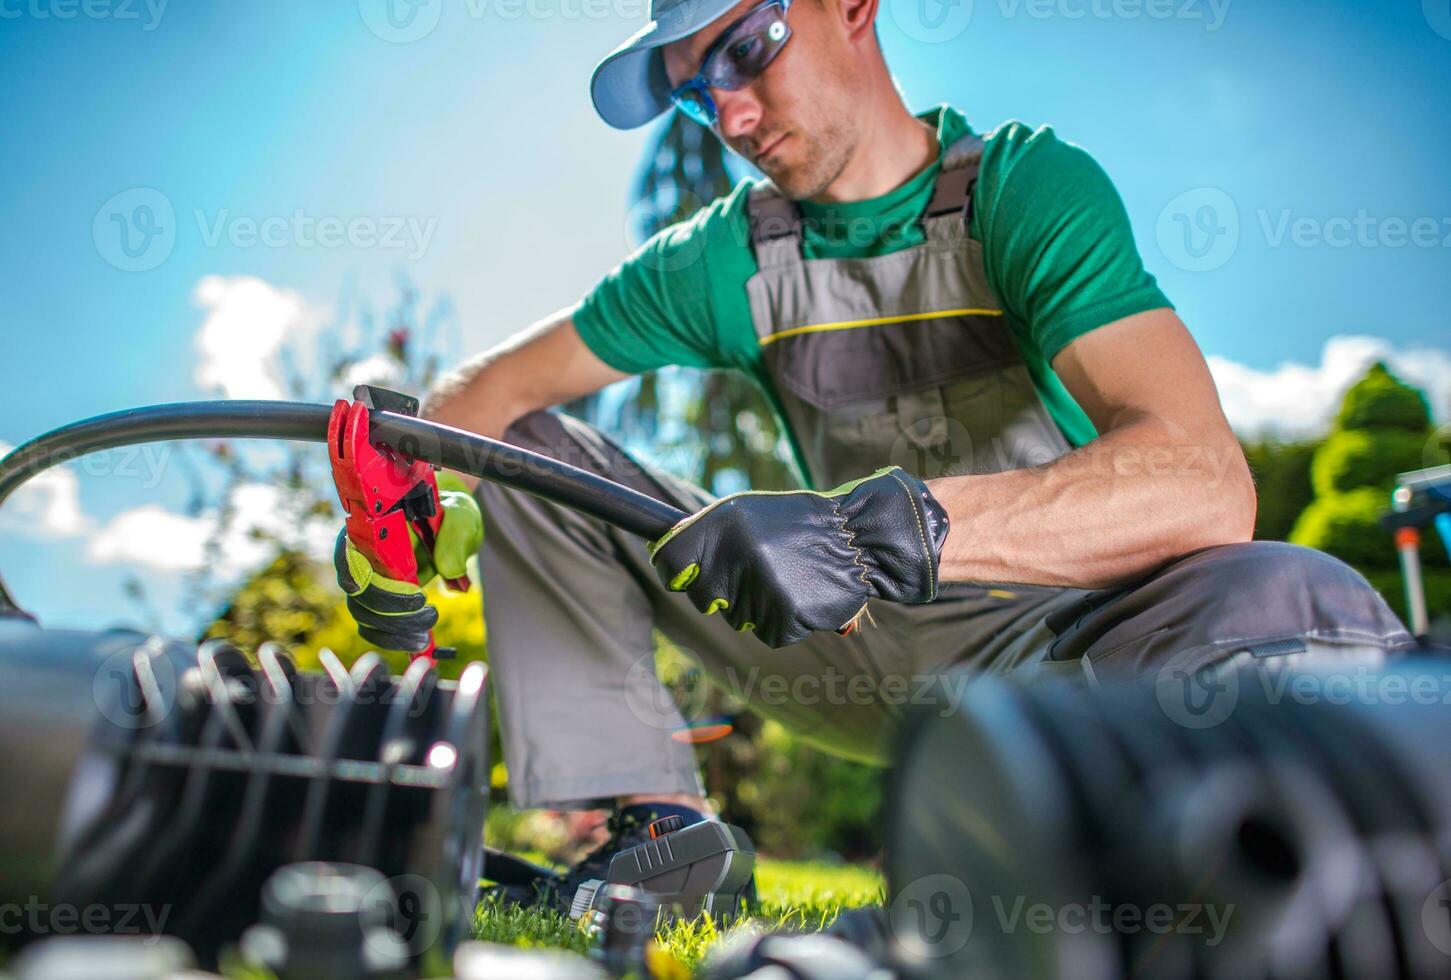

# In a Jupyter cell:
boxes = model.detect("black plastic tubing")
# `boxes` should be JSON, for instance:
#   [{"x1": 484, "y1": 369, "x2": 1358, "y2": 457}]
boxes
[{"x1": 0, "y1": 401, "x2": 685, "y2": 542}]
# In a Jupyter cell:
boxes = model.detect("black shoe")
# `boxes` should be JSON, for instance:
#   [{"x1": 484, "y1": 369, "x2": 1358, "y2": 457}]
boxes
[{"x1": 542, "y1": 802, "x2": 709, "y2": 915}]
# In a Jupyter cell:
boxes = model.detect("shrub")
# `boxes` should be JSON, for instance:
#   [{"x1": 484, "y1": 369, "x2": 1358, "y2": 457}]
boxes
[
  {"x1": 1291, "y1": 488, "x2": 1396, "y2": 568},
  {"x1": 1336, "y1": 362, "x2": 1432, "y2": 433},
  {"x1": 1242, "y1": 439, "x2": 1316, "y2": 541},
  {"x1": 1310, "y1": 428, "x2": 1429, "y2": 497}
]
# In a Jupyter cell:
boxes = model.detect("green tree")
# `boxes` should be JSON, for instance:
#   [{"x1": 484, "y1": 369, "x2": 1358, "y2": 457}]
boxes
[
  {"x1": 1290, "y1": 362, "x2": 1448, "y2": 620},
  {"x1": 1241, "y1": 438, "x2": 1316, "y2": 542}
]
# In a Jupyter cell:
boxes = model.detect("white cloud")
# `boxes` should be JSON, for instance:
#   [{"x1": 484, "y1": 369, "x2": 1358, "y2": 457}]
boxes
[
  {"x1": 0, "y1": 442, "x2": 92, "y2": 538},
  {"x1": 86, "y1": 483, "x2": 334, "y2": 575},
  {"x1": 86, "y1": 503, "x2": 217, "y2": 571},
  {"x1": 340, "y1": 353, "x2": 404, "y2": 391},
  {"x1": 193, "y1": 275, "x2": 319, "y2": 400},
  {"x1": 1210, "y1": 335, "x2": 1451, "y2": 439}
]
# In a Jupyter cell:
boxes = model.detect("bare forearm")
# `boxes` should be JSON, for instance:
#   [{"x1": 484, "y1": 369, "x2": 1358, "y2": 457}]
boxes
[
  {"x1": 928, "y1": 415, "x2": 1256, "y2": 589},
  {"x1": 424, "y1": 314, "x2": 562, "y2": 440},
  {"x1": 421, "y1": 308, "x2": 627, "y2": 488}
]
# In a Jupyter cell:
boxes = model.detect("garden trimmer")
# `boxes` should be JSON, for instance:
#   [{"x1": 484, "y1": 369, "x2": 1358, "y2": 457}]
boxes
[{"x1": 0, "y1": 387, "x2": 755, "y2": 969}]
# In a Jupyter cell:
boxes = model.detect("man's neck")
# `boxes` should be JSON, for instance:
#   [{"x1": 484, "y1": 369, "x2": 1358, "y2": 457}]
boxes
[{"x1": 811, "y1": 100, "x2": 939, "y2": 204}]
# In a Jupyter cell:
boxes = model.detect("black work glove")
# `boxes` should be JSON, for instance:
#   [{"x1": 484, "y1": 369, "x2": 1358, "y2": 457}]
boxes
[{"x1": 649, "y1": 466, "x2": 950, "y2": 648}]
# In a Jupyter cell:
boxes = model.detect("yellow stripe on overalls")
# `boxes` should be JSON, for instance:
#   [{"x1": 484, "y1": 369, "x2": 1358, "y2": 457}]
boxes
[{"x1": 757, "y1": 307, "x2": 1005, "y2": 347}]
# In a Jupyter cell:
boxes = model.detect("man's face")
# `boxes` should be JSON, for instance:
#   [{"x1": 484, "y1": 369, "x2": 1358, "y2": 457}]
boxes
[{"x1": 662, "y1": 0, "x2": 865, "y2": 199}]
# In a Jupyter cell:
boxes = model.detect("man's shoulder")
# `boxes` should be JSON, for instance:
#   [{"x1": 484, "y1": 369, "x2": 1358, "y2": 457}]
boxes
[
  {"x1": 973, "y1": 121, "x2": 1119, "y2": 226},
  {"x1": 978, "y1": 120, "x2": 1091, "y2": 185},
  {"x1": 650, "y1": 177, "x2": 757, "y2": 257}
]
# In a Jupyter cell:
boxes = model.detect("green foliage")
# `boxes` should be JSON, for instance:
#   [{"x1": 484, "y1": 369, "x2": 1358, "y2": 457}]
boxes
[
  {"x1": 1291, "y1": 363, "x2": 1435, "y2": 580},
  {"x1": 1310, "y1": 428, "x2": 1429, "y2": 497},
  {"x1": 733, "y1": 722, "x2": 883, "y2": 859},
  {"x1": 206, "y1": 555, "x2": 486, "y2": 681},
  {"x1": 1335, "y1": 361, "x2": 1432, "y2": 433},
  {"x1": 1241, "y1": 439, "x2": 1316, "y2": 541},
  {"x1": 203, "y1": 550, "x2": 339, "y2": 651},
  {"x1": 1290, "y1": 488, "x2": 1398, "y2": 568},
  {"x1": 1364, "y1": 567, "x2": 1451, "y2": 626}
]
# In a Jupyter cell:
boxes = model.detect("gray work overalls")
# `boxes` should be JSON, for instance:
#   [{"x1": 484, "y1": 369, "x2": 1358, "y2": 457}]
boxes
[
  {"x1": 744, "y1": 133, "x2": 1071, "y2": 490},
  {"x1": 473, "y1": 136, "x2": 1413, "y2": 809}
]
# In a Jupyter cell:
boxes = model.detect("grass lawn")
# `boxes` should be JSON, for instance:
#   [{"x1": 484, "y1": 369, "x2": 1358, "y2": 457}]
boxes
[{"x1": 472, "y1": 859, "x2": 885, "y2": 974}]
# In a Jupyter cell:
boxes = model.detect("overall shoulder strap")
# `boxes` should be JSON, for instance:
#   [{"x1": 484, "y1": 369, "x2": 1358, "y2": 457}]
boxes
[
  {"x1": 923, "y1": 133, "x2": 986, "y2": 232},
  {"x1": 747, "y1": 181, "x2": 804, "y2": 268}
]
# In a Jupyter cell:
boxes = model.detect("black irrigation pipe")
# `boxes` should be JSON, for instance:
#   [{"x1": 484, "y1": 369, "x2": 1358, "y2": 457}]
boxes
[{"x1": 0, "y1": 401, "x2": 686, "y2": 543}]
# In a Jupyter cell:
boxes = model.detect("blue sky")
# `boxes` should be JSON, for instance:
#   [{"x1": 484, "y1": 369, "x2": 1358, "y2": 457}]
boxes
[{"x1": 1, "y1": 0, "x2": 1448, "y2": 633}]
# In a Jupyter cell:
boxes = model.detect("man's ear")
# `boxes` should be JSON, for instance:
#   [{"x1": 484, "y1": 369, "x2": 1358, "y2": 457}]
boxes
[{"x1": 836, "y1": 0, "x2": 880, "y2": 44}]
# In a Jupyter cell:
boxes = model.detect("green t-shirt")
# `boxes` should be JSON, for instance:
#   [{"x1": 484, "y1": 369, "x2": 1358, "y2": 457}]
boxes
[{"x1": 574, "y1": 105, "x2": 1172, "y2": 486}]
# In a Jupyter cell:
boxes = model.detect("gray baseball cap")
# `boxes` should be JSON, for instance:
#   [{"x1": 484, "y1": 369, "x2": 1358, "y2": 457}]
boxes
[{"x1": 590, "y1": 0, "x2": 743, "y2": 129}]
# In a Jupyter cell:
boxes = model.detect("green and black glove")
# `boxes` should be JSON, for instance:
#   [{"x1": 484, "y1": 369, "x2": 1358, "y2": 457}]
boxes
[
  {"x1": 333, "y1": 483, "x2": 483, "y2": 653},
  {"x1": 649, "y1": 466, "x2": 950, "y2": 649}
]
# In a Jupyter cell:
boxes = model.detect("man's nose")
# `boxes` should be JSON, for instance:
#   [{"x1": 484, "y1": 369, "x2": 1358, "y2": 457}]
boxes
[{"x1": 714, "y1": 87, "x2": 761, "y2": 142}]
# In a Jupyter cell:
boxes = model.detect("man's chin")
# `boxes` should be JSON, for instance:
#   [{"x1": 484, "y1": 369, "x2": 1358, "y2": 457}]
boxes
[{"x1": 760, "y1": 161, "x2": 822, "y2": 200}]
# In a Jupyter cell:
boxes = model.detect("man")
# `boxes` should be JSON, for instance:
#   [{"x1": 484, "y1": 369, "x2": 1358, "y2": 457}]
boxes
[{"x1": 334, "y1": 0, "x2": 1414, "y2": 909}]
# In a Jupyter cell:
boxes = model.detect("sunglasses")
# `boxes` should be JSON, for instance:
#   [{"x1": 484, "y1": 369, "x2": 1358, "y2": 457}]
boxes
[{"x1": 669, "y1": 0, "x2": 794, "y2": 129}]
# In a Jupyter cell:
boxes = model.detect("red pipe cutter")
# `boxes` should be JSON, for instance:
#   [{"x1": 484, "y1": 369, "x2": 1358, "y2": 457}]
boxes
[{"x1": 328, "y1": 385, "x2": 470, "y2": 662}]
